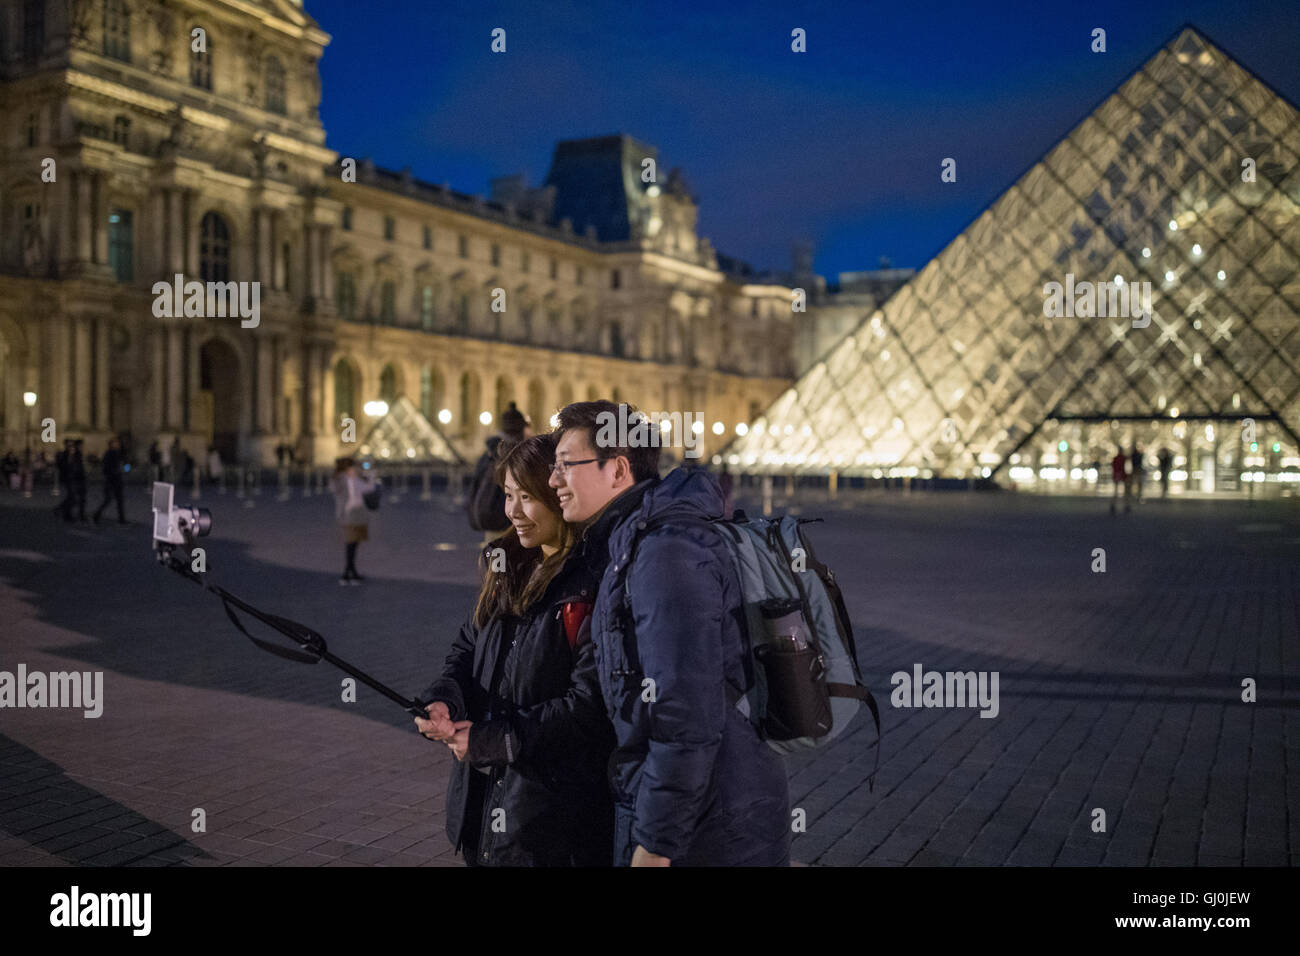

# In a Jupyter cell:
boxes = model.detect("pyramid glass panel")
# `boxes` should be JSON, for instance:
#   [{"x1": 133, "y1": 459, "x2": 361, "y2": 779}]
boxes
[{"x1": 729, "y1": 28, "x2": 1300, "y2": 489}]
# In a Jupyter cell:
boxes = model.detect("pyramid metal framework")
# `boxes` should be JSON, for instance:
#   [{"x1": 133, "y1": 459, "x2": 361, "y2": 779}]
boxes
[
  {"x1": 359, "y1": 396, "x2": 465, "y2": 465},
  {"x1": 728, "y1": 28, "x2": 1300, "y2": 482}
]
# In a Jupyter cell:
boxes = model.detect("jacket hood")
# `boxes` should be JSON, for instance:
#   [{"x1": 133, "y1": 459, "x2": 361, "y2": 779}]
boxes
[{"x1": 635, "y1": 466, "x2": 725, "y2": 524}]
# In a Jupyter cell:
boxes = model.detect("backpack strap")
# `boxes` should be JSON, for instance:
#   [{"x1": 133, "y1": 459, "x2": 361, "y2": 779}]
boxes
[
  {"x1": 826, "y1": 681, "x2": 881, "y2": 792},
  {"x1": 616, "y1": 513, "x2": 749, "y2": 707}
]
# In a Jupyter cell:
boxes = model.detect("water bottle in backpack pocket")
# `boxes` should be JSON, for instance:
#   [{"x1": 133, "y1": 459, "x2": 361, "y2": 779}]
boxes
[{"x1": 753, "y1": 598, "x2": 833, "y2": 740}]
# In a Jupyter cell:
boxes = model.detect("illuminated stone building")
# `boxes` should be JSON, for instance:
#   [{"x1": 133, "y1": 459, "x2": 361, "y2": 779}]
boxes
[{"x1": 0, "y1": 0, "x2": 796, "y2": 467}]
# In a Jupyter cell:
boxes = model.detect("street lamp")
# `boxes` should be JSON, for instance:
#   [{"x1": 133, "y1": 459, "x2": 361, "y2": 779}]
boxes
[
  {"x1": 22, "y1": 391, "x2": 37, "y2": 496},
  {"x1": 363, "y1": 400, "x2": 388, "y2": 417}
]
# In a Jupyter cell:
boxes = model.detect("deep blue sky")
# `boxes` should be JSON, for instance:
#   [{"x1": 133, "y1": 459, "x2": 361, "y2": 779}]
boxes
[{"x1": 305, "y1": 0, "x2": 1300, "y2": 280}]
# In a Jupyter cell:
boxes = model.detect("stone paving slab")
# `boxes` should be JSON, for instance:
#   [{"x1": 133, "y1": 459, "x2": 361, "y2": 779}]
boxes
[{"x1": 1, "y1": 482, "x2": 1297, "y2": 866}]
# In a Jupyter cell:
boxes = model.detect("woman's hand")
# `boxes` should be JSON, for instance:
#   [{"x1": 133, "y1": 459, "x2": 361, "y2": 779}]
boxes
[
  {"x1": 448, "y1": 721, "x2": 472, "y2": 761},
  {"x1": 414, "y1": 701, "x2": 455, "y2": 741}
]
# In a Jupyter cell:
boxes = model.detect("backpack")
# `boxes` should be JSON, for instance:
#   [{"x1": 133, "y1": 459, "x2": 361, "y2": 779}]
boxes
[
  {"x1": 466, "y1": 450, "x2": 510, "y2": 532},
  {"x1": 615, "y1": 510, "x2": 882, "y2": 785}
]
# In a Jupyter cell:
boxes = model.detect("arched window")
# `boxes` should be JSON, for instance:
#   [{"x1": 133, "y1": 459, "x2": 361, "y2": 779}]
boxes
[
  {"x1": 419, "y1": 366, "x2": 437, "y2": 422},
  {"x1": 335, "y1": 273, "x2": 356, "y2": 320},
  {"x1": 334, "y1": 360, "x2": 355, "y2": 426},
  {"x1": 609, "y1": 320, "x2": 625, "y2": 358},
  {"x1": 494, "y1": 377, "x2": 511, "y2": 421},
  {"x1": 380, "y1": 280, "x2": 396, "y2": 323},
  {"x1": 23, "y1": 0, "x2": 45, "y2": 61},
  {"x1": 420, "y1": 285, "x2": 434, "y2": 329},
  {"x1": 103, "y1": 0, "x2": 130, "y2": 63},
  {"x1": 190, "y1": 27, "x2": 212, "y2": 89},
  {"x1": 265, "y1": 56, "x2": 286, "y2": 114},
  {"x1": 527, "y1": 380, "x2": 545, "y2": 433},
  {"x1": 379, "y1": 364, "x2": 397, "y2": 404},
  {"x1": 456, "y1": 293, "x2": 470, "y2": 333},
  {"x1": 199, "y1": 212, "x2": 230, "y2": 283},
  {"x1": 459, "y1": 372, "x2": 479, "y2": 437}
]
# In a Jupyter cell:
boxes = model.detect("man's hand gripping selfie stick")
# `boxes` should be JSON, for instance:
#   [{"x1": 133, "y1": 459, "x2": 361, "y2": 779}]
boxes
[{"x1": 154, "y1": 511, "x2": 433, "y2": 727}]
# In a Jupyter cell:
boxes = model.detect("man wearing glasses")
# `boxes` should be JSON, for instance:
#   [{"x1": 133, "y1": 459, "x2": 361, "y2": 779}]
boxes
[{"x1": 549, "y1": 400, "x2": 790, "y2": 867}]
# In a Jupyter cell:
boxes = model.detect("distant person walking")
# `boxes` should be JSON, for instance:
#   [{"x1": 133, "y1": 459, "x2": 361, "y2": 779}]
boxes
[
  {"x1": 93, "y1": 437, "x2": 127, "y2": 524},
  {"x1": 1130, "y1": 444, "x2": 1145, "y2": 503},
  {"x1": 207, "y1": 446, "x2": 224, "y2": 486},
  {"x1": 331, "y1": 457, "x2": 378, "y2": 585},
  {"x1": 60, "y1": 439, "x2": 88, "y2": 522},
  {"x1": 1157, "y1": 447, "x2": 1174, "y2": 498},
  {"x1": 466, "y1": 401, "x2": 530, "y2": 545},
  {"x1": 148, "y1": 441, "x2": 162, "y2": 484},
  {"x1": 1110, "y1": 447, "x2": 1129, "y2": 515},
  {"x1": 1, "y1": 450, "x2": 19, "y2": 491},
  {"x1": 169, "y1": 436, "x2": 182, "y2": 483}
]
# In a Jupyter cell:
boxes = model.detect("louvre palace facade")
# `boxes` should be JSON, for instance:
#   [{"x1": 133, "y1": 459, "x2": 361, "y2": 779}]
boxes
[{"x1": 0, "y1": 0, "x2": 805, "y2": 468}]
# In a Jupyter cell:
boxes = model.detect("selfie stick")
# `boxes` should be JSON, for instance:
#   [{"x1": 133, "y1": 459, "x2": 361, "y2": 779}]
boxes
[{"x1": 155, "y1": 526, "x2": 432, "y2": 724}]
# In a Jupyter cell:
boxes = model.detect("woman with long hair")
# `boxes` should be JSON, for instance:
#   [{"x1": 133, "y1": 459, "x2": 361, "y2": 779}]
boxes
[
  {"x1": 414, "y1": 433, "x2": 614, "y2": 866},
  {"x1": 330, "y1": 456, "x2": 377, "y2": 584}
]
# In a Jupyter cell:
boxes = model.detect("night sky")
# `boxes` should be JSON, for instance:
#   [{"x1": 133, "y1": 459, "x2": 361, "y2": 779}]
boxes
[{"x1": 304, "y1": 0, "x2": 1300, "y2": 280}]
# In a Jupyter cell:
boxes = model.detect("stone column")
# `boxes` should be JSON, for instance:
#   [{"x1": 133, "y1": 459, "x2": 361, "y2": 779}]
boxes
[
  {"x1": 271, "y1": 336, "x2": 282, "y2": 435},
  {"x1": 93, "y1": 172, "x2": 110, "y2": 266},
  {"x1": 255, "y1": 337, "x2": 274, "y2": 434},
  {"x1": 319, "y1": 225, "x2": 333, "y2": 302},
  {"x1": 76, "y1": 173, "x2": 93, "y2": 262},
  {"x1": 152, "y1": 189, "x2": 167, "y2": 279},
  {"x1": 318, "y1": 347, "x2": 331, "y2": 434},
  {"x1": 302, "y1": 225, "x2": 314, "y2": 298},
  {"x1": 272, "y1": 213, "x2": 285, "y2": 291},
  {"x1": 310, "y1": 225, "x2": 324, "y2": 298},
  {"x1": 73, "y1": 318, "x2": 92, "y2": 425},
  {"x1": 45, "y1": 317, "x2": 71, "y2": 428},
  {"x1": 185, "y1": 190, "x2": 201, "y2": 276},
  {"x1": 167, "y1": 330, "x2": 184, "y2": 429},
  {"x1": 166, "y1": 189, "x2": 184, "y2": 274},
  {"x1": 58, "y1": 172, "x2": 77, "y2": 273},
  {"x1": 95, "y1": 319, "x2": 110, "y2": 430},
  {"x1": 256, "y1": 208, "x2": 273, "y2": 285},
  {"x1": 300, "y1": 342, "x2": 315, "y2": 437},
  {"x1": 152, "y1": 327, "x2": 167, "y2": 432}
]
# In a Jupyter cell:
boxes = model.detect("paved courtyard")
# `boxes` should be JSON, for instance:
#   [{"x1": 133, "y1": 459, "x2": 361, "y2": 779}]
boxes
[{"x1": 1, "y1": 477, "x2": 1297, "y2": 866}]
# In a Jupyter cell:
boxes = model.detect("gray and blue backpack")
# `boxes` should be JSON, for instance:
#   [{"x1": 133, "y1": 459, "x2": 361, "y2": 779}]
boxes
[{"x1": 618, "y1": 510, "x2": 882, "y2": 788}]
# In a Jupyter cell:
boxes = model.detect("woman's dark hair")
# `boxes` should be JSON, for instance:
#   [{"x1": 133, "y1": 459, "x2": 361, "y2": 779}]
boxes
[
  {"x1": 334, "y1": 456, "x2": 355, "y2": 474},
  {"x1": 472, "y1": 433, "x2": 573, "y2": 628}
]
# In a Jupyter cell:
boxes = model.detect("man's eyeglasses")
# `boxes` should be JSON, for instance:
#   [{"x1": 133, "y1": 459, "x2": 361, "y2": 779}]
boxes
[{"x1": 550, "y1": 457, "x2": 602, "y2": 477}]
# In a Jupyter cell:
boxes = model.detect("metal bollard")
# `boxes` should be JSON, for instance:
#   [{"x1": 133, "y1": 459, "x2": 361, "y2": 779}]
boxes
[
  {"x1": 302, "y1": 465, "x2": 313, "y2": 497},
  {"x1": 278, "y1": 466, "x2": 290, "y2": 501},
  {"x1": 761, "y1": 474, "x2": 773, "y2": 517},
  {"x1": 235, "y1": 466, "x2": 246, "y2": 498},
  {"x1": 420, "y1": 468, "x2": 432, "y2": 501}
]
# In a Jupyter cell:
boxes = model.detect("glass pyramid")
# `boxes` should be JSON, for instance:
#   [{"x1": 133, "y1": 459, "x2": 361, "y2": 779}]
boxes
[
  {"x1": 729, "y1": 27, "x2": 1300, "y2": 489},
  {"x1": 359, "y1": 396, "x2": 466, "y2": 466}
]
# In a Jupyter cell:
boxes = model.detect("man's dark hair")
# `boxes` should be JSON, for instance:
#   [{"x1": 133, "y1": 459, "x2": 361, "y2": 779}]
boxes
[{"x1": 555, "y1": 400, "x2": 659, "y2": 483}]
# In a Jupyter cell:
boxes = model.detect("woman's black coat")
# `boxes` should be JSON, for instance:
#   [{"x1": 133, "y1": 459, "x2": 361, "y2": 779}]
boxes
[{"x1": 420, "y1": 549, "x2": 615, "y2": 866}]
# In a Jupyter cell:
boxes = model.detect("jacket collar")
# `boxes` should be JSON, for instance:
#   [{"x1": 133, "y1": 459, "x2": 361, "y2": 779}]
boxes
[{"x1": 577, "y1": 478, "x2": 657, "y2": 571}]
